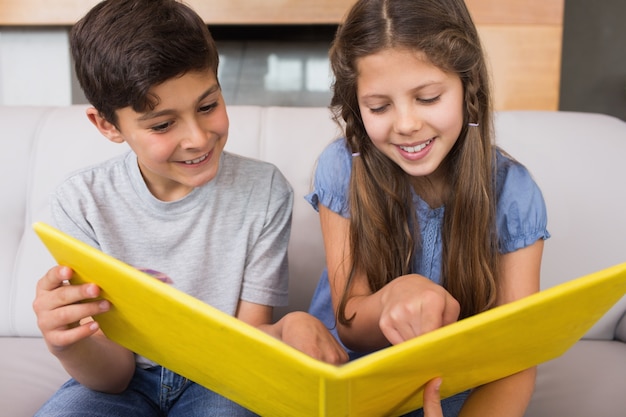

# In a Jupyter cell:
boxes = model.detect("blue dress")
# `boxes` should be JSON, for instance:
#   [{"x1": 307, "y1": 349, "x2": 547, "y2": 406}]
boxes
[{"x1": 305, "y1": 138, "x2": 550, "y2": 416}]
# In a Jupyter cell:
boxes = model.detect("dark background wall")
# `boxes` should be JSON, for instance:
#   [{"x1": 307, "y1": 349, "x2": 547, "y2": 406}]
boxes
[{"x1": 559, "y1": 0, "x2": 626, "y2": 120}]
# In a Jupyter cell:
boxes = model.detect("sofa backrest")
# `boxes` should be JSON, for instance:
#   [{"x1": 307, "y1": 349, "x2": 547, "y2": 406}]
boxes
[
  {"x1": 1, "y1": 105, "x2": 625, "y2": 340},
  {"x1": 494, "y1": 111, "x2": 626, "y2": 339},
  {"x1": 0, "y1": 105, "x2": 342, "y2": 337}
]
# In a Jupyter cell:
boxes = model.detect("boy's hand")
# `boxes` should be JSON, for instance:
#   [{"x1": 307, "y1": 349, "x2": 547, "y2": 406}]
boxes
[
  {"x1": 275, "y1": 311, "x2": 349, "y2": 365},
  {"x1": 33, "y1": 266, "x2": 135, "y2": 392},
  {"x1": 33, "y1": 265, "x2": 110, "y2": 353}
]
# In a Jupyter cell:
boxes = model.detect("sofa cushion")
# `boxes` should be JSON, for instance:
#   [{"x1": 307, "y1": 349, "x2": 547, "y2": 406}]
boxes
[
  {"x1": 494, "y1": 111, "x2": 626, "y2": 340},
  {"x1": 0, "y1": 107, "x2": 53, "y2": 336},
  {"x1": 8, "y1": 106, "x2": 128, "y2": 336},
  {"x1": 526, "y1": 340, "x2": 626, "y2": 417},
  {"x1": 0, "y1": 337, "x2": 69, "y2": 416},
  {"x1": 616, "y1": 313, "x2": 626, "y2": 342}
]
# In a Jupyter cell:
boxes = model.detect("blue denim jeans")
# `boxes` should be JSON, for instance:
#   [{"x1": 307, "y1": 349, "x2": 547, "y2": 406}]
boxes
[
  {"x1": 400, "y1": 390, "x2": 470, "y2": 417},
  {"x1": 34, "y1": 366, "x2": 258, "y2": 417}
]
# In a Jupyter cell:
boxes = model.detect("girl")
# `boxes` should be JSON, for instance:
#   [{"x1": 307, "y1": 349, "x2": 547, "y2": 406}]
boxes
[{"x1": 306, "y1": 0, "x2": 550, "y2": 415}]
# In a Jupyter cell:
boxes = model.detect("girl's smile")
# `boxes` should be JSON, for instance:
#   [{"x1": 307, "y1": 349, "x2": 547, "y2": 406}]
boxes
[
  {"x1": 397, "y1": 137, "x2": 436, "y2": 160},
  {"x1": 356, "y1": 47, "x2": 464, "y2": 180}
]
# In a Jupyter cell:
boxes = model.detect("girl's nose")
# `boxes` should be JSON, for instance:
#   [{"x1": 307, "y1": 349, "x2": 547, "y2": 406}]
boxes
[{"x1": 393, "y1": 107, "x2": 423, "y2": 136}]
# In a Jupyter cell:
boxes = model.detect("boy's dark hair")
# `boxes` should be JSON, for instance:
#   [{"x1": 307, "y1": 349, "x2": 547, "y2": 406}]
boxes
[{"x1": 70, "y1": 0, "x2": 219, "y2": 126}]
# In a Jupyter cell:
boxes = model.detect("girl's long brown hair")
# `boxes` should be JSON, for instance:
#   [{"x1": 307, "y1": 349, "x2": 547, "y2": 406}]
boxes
[{"x1": 330, "y1": 0, "x2": 499, "y2": 324}]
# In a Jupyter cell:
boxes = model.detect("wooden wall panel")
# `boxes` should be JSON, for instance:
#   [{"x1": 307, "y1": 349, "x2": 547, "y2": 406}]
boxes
[
  {"x1": 466, "y1": 0, "x2": 564, "y2": 25},
  {"x1": 480, "y1": 26, "x2": 563, "y2": 110},
  {"x1": 0, "y1": 0, "x2": 564, "y2": 110},
  {"x1": 188, "y1": 0, "x2": 355, "y2": 25},
  {"x1": 0, "y1": 0, "x2": 563, "y2": 26},
  {"x1": 0, "y1": 0, "x2": 355, "y2": 26},
  {"x1": 0, "y1": 0, "x2": 99, "y2": 26}
]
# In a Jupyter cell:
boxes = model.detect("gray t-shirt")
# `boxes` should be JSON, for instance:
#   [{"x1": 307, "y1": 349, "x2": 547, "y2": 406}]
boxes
[{"x1": 51, "y1": 150, "x2": 292, "y2": 365}]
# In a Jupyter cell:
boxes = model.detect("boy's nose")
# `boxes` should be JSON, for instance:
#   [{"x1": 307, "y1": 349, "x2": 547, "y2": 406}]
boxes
[{"x1": 181, "y1": 119, "x2": 206, "y2": 148}]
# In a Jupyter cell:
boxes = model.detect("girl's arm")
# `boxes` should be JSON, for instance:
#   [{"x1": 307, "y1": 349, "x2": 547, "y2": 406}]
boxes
[
  {"x1": 320, "y1": 194, "x2": 543, "y2": 414},
  {"x1": 458, "y1": 239, "x2": 544, "y2": 416},
  {"x1": 319, "y1": 205, "x2": 460, "y2": 352}
]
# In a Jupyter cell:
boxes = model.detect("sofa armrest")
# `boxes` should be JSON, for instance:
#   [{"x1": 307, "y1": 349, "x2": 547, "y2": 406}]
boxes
[{"x1": 616, "y1": 312, "x2": 626, "y2": 342}]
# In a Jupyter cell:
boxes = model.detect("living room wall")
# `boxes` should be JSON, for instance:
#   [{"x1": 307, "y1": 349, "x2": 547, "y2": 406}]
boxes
[
  {"x1": 559, "y1": 0, "x2": 626, "y2": 120},
  {"x1": 2, "y1": 0, "x2": 624, "y2": 119}
]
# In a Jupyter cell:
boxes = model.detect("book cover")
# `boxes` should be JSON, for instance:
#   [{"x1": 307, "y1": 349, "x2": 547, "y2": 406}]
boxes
[{"x1": 33, "y1": 221, "x2": 626, "y2": 416}]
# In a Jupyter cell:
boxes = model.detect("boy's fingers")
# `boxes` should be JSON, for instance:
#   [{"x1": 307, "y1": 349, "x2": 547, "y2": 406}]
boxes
[
  {"x1": 37, "y1": 265, "x2": 73, "y2": 291},
  {"x1": 34, "y1": 265, "x2": 102, "y2": 317},
  {"x1": 36, "y1": 296, "x2": 110, "y2": 333},
  {"x1": 45, "y1": 319, "x2": 101, "y2": 350}
]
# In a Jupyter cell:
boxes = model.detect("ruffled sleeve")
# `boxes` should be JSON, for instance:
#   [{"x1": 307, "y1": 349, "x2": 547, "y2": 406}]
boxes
[
  {"x1": 496, "y1": 151, "x2": 551, "y2": 253},
  {"x1": 304, "y1": 139, "x2": 353, "y2": 218}
]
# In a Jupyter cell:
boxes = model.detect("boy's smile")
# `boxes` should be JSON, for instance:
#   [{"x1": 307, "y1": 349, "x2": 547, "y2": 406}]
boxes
[
  {"x1": 181, "y1": 152, "x2": 210, "y2": 165},
  {"x1": 92, "y1": 70, "x2": 229, "y2": 202}
]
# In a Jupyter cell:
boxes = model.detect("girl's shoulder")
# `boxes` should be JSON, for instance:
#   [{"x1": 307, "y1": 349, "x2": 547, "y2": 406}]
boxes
[
  {"x1": 494, "y1": 148, "x2": 537, "y2": 194},
  {"x1": 315, "y1": 138, "x2": 353, "y2": 186},
  {"x1": 318, "y1": 138, "x2": 352, "y2": 166},
  {"x1": 494, "y1": 148, "x2": 550, "y2": 252},
  {"x1": 306, "y1": 138, "x2": 352, "y2": 216}
]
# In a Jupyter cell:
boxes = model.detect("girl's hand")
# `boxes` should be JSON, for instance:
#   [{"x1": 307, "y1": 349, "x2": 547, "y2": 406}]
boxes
[
  {"x1": 423, "y1": 378, "x2": 444, "y2": 417},
  {"x1": 379, "y1": 274, "x2": 460, "y2": 345},
  {"x1": 33, "y1": 265, "x2": 109, "y2": 353}
]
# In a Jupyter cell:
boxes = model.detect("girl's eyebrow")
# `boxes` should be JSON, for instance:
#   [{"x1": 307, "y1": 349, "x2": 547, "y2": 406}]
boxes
[
  {"x1": 137, "y1": 84, "x2": 220, "y2": 122},
  {"x1": 359, "y1": 80, "x2": 442, "y2": 100}
]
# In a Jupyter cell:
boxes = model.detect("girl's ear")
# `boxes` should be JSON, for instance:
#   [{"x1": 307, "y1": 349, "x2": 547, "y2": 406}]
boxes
[{"x1": 85, "y1": 107, "x2": 125, "y2": 143}]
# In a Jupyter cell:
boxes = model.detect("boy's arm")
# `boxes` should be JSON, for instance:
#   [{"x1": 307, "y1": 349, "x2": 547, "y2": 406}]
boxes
[
  {"x1": 34, "y1": 265, "x2": 136, "y2": 393},
  {"x1": 236, "y1": 301, "x2": 348, "y2": 365}
]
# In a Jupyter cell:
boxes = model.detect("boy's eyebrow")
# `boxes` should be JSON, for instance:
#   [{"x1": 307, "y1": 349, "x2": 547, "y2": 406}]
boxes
[
  {"x1": 137, "y1": 84, "x2": 220, "y2": 121},
  {"x1": 196, "y1": 84, "x2": 220, "y2": 103}
]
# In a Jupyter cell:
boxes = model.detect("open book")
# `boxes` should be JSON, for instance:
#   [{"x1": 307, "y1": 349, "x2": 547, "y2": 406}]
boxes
[{"x1": 33, "y1": 221, "x2": 626, "y2": 416}]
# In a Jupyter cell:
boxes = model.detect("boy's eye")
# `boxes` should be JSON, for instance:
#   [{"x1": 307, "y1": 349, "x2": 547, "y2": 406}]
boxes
[
  {"x1": 150, "y1": 121, "x2": 172, "y2": 132},
  {"x1": 199, "y1": 102, "x2": 218, "y2": 113}
]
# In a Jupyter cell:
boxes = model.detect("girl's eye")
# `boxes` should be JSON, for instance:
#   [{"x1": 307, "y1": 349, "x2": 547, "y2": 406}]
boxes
[
  {"x1": 418, "y1": 95, "x2": 441, "y2": 104},
  {"x1": 369, "y1": 105, "x2": 388, "y2": 114}
]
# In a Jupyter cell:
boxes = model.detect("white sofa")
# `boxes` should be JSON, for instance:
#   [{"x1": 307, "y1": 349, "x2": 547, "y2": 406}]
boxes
[{"x1": 1, "y1": 105, "x2": 625, "y2": 416}]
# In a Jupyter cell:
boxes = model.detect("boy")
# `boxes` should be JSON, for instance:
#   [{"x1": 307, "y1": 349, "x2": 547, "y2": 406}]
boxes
[{"x1": 32, "y1": 0, "x2": 347, "y2": 415}]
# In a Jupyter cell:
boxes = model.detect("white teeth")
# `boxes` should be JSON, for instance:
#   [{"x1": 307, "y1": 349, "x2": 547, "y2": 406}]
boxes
[
  {"x1": 399, "y1": 139, "x2": 432, "y2": 153},
  {"x1": 184, "y1": 153, "x2": 208, "y2": 165}
]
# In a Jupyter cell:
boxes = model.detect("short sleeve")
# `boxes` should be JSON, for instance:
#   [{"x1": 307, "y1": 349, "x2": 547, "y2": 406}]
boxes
[
  {"x1": 496, "y1": 152, "x2": 550, "y2": 253},
  {"x1": 304, "y1": 139, "x2": 353, "y2": 218}
]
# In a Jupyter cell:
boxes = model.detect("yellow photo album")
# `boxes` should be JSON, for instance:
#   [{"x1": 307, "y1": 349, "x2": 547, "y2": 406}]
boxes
[{"x1": 33, "y1": 222, "x2": 626, "y2": 416}]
